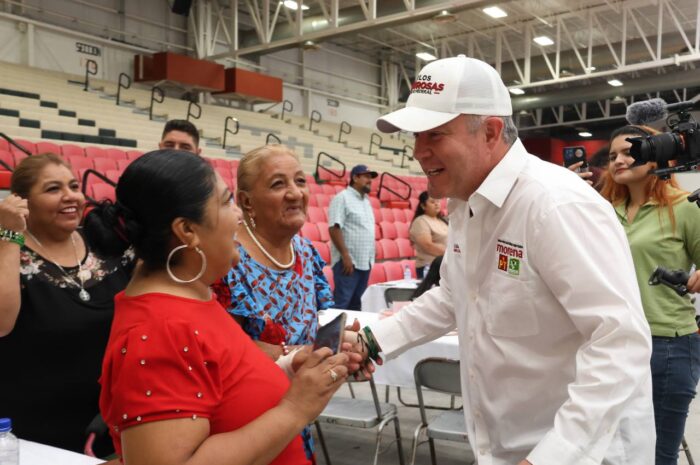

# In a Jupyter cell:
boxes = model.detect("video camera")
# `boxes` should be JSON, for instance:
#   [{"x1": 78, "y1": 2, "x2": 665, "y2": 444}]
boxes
[
  {"x1": 625, "y1": 97, "x2": 700, "y2": 180},
  {"x1": 648, "y1": 266, "x2": 690, "y2": 297}
]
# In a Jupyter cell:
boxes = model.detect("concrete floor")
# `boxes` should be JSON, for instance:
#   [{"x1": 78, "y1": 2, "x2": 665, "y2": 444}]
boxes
[{"x1": 315, "y1": 382, "x2": 700, "y2": 465}]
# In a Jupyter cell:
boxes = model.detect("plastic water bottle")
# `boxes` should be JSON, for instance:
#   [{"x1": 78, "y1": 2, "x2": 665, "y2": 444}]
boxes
[
  {"x1": 403, "y1": 265, "x2": 412, "y2": 281},
  {"x1": 0, "y1": 418, "x2": 19, "y2": 465}
]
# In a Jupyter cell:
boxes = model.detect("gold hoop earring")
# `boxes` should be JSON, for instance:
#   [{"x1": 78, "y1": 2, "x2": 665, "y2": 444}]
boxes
[{"x1": 166, "y1": 245, "x2": 207, "y2": 284}]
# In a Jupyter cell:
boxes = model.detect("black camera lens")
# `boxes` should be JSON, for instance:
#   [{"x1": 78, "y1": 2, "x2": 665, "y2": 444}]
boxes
[{"x1": 628, "y1": 133, "x2": 684, "y2": 165}]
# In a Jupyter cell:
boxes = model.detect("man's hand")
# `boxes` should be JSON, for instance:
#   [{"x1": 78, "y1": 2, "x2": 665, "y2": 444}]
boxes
[
  {"x1": 341, "y1": 253, "x2": 354, "y2": 275},
  {"x1": 686, "y1": 270, "x2": 700, "y2": 294},
  {"x1": 517, "y1": 460, "x2": 533, "y2": 465},
  {"x1": 567, "y1": 161, "x2": 593, "y2": 186}
]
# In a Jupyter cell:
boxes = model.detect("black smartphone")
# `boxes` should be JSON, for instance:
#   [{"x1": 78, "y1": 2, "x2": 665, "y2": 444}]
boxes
[
  {"x1": 313, "y1": 313, "x2": 347, "y2": 354},
  {"x1": 563, "y1": 146, "x2": 588, "y2": 171}
]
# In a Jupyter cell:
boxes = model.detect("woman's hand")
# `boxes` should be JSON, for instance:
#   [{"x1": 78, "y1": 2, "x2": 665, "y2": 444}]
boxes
[
  {"x1": 567, "y1": 161, "x2": 593, "y2": 185},
  {"x1": 282, "y1": 348, "x2": 349, "y2": 422},
  {"x1": 686, "y1": 270, "x2": 700, "y2": 294},
  {"x1": 0, "y1": 194, "x2": 28, "y2": 232}
]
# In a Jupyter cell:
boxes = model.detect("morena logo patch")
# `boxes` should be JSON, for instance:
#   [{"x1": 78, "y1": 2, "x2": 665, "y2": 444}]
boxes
[{"x1": 411, "y1": 74, "x2": 445, "y2": 95}]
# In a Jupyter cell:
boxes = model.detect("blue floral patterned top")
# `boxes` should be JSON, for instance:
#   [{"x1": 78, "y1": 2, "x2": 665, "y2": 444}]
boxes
[
  {"x1": 224, "y1": 235, "x2": 333, "y2": 460},
  {"x1": 225, "y1": 235, "x2": 334, "y2": 345}
]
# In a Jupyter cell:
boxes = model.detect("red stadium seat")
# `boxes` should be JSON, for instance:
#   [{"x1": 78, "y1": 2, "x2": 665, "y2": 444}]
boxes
[
  {"x1": 400, "y1": 259, "x2": 417, "y2": 279},
  {"x1": 323, "y1": 266, "x2": 334, "y2": 291},
  {"x1": 315, "y1": 194, "x2": 331, "y2": 208},
  {"x1": 126, "y1": 150, "x2": 144, "y2": 160},
  {"x1": 369, "y1": 196, "x2": 381, "y2": 209},
  {"x1": 61, "y1": 144, "x2": 85, "y2": 157},
  {"x1": 307, "y1": 196, "x2": 318, "y2": 207},
  {"x1": 374, "y1": 223, "x2": 381, "y2": 240},
  {"x1": 332, "y1": 184, "x2": 344, "y2": 194},
  {"x1": 94, "y1": 158, "x2": 118, "y2": 172},
  {"x1": 321, "y1": 184, "x2": 336, "y2": 196},
  {"x1": 409, "y1": 198, "x2": 419, "y2": 210},
  {"x1": 300, "y1": 223, "x2": 321, "y2": 241},
  {"x1": 380, "y1": 222, "x2": 397, "y2": 240},
  {"x1": 67, "y1": 156, "x2": 94, "y2": 171},
  {"x1": 85, "y1": 146, "x2": 108, "y2": 159},
  {"x1": 0, "y1": 150, "x2": 14, "y2": 169},
  {"x1": 0, "y1": 139, "x2": 8, "y2": 151},
  {"x1": 307, "y1": 206, "x2": 327, "y2": 223},
  {"x1": 368, "y1": 263, "x2": 386, "y2": 285},
  {"x1": 380, "y1": 208, "x2": 395, "y2": 223},
  {"x1": 105, "y1": 170, "x2": 120, "y2": 183},
  {"x1": 383, "y1": 261, "x2": 404, "y2": 281},
  {"x1": 372, "y1": 207, "x2": 381, "y2": 224},
  {"x1": 11, "y1": 139, "x2": 36, "y2": 156},
  {"x1": 396, "y1": 238, "x2": 415, "y2": 258},
  {"x1": 375, "y1": 240, "x2": 384, "y2": 260},
  {"x1": 105, "y1": 148, "x2": 128, "y2": 160},
  {"x1": 395, "y1": 222, "x2": 410, "y2": 239},
  {"x1": 379, "y1": 238, "x2": 400, "y2": 260},
  {"x1": 392, "y1": 209, "x2": 406, "y2": 223},
  {"x1": 35, "y1": 141, "x2": 61, "y2": 156},
  {"x1": 116, "y1": 159, "x2": 132, "y2": 172},
  {"x1": 90, "y1": 183, "x2": 116, "y2": 202},
  {"x1": 316, "y1": 222, "x2": 330, "y2": 242},
  {"x1": 309, "y1": 183, "x2": 324, "y2": 194},
  {"x1": 312, "y1": 241, "x2": 331, "y2": 264}
]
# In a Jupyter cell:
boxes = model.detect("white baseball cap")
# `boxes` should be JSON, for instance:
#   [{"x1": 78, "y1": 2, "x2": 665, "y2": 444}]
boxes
[{"x1": 376, "y1": 55, "x2": 512, "y2": 133}]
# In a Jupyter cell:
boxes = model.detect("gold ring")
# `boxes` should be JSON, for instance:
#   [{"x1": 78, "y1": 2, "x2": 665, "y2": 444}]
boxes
[{"x1": 329, "y1": 368, "x2": 338, "y2": 382}]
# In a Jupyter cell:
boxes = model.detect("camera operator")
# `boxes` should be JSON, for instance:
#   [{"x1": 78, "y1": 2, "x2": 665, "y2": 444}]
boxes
[{"x1": 601, "y1": 124, "x2": 700, "y2": 465}]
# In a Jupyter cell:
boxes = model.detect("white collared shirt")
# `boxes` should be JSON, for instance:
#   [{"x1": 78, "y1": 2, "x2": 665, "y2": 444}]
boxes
[{"x1": 370, "y1": 140, "x2": 655, "y2": 465}]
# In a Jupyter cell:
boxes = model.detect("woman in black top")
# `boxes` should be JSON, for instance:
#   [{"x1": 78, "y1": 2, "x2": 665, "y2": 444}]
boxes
[{"x1": 0, "y1": 153, "x2": 133, "y2": 454}]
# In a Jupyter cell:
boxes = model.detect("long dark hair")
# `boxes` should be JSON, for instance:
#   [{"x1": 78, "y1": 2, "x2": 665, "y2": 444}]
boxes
[
  {"x1": 412, "y1": 191, "x2": 447, "y2": 224},
  {"x1": 83, "y1": 149, "x2": 216, "y2": 269},
  {"x1": 412, "y1": 255, "x2": 443, "y2": 299}
]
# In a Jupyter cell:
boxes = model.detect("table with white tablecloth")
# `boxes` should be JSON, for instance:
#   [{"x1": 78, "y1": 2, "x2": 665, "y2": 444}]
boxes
[
  {"x1": 320, "y1": 308, "x2": 459, "y2": 388},
  {"x1": 19, "y1": 439, "x2": 103, "y2": 465},
  {"x1": 359, "y1": 279, "x2": 419, "y2": 313}
]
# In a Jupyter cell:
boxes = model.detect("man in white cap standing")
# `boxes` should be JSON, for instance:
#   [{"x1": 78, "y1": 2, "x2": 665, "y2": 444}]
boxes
[{"x1": 352, "y1": 55, "x2": 655, "y2": 464}]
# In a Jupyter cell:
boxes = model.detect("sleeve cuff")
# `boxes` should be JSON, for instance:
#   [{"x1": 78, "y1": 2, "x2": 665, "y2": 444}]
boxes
[{"x1": 527, "y1": 430, "x2": 599, "y2": 465}]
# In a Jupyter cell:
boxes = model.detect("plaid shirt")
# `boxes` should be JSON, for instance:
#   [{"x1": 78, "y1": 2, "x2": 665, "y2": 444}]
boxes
[{"x1": 328, "y1": 187, "x2": 375, "y2": 270}]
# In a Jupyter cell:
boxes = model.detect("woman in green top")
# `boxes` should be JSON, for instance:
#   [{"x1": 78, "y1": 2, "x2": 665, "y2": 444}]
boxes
[{"x1": 601, "y1": 124, "x2": 700, "y2": 465}]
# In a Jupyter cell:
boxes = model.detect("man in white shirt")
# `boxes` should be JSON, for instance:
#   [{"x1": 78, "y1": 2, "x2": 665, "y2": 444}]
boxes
[{"x1": 359, "y1": 55, "x2": 655, "y2": 465}]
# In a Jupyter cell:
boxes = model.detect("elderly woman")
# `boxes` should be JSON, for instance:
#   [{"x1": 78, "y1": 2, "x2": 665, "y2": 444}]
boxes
[
  {"x1": 222, "y1": 144, "x2": 333, "y2": 460},
  {"x1": 0, "y1": 153, "x2": 134, "y2": 454},
  {"x1": 409, "y1": 191, "x2": 448, "y2": 278},
  {"x1": 88, "y1": 150, "x2": 351, "y2": 465}
]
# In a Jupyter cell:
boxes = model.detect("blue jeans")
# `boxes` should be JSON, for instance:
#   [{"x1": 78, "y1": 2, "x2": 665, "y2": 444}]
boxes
[
  {"x1": 651, "y1": 333, "x2": 700, "y2": 465},
  {"x1": 332, "y1": 261, "x2": 370, "y2": 310}
]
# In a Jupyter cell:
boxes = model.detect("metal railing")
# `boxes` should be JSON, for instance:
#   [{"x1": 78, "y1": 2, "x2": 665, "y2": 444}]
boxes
[
  {"x1": 84, "y1": 59, "x2": 98, "y2": 91},
  {"x1": 0, "y1": 132, "x2": 31, "y2": 156},
  {"x1": 266, "y1": 133, "x2": 281, "y2": 145},
  {"x1": 315, "y1": 151, "x2": 346, "y2": 183},
  {"x1": 116, "y1": 73, "x2": 131, "y2": 106},
  {"x1": 222, "y1": 116, "x2": 240, "y2": 149},
  {"x1": 338, "y1": 121, "x2": 352, "y2": 143},
  {"x1": 309, "y1": 110, "x2": 322, "y2": 132},
  {"x1": 149, "y1": 86, "x2": 164, "y2": 121},
  {"x1": 81, "y1": 169, "x2": 117, "y2": 204},
  {"x1": 401, "y1": 145, "x2": 414, "y2": 168},
  {"x1": 186, "y1": 101, "x2": 201, "y2": 121},
  {"x1": 281, "y1": 100, "x2": 293, "y2": 120},
  {"x1": 378, "y1": 172, "x2": 412, "y2": 203},
  {"x1": 368, "y1": 133, "x2": 382, "y2": 156}
]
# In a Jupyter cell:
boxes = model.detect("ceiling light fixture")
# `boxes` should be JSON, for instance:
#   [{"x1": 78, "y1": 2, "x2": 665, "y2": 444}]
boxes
[
  {"x1": 416, "y1": 52, "x2": 437, "y2": 61},
  {"x1": 533, "y1": 36, "x2": 554, "y2": 46},
  {"x1": 432, "y1": 10, "x2": 457, "y2": 23},
  {"x1": 607, "y1": 79, "x2": 623, "y2": 87},
  {"x1": 483, "y1": 6, "x2": 507, "y2": 18},
  {"x1": 578, "y1": 131, "x2": 593, "y2": 137},
  {"x1": 509, "y1": 88, "x2": 525, "y2": 95},
  {"x1": 282, "y1": 1, "x2": 309, "y2": 11},
  {"x1": 302, "y1": 40, "x2": 319, "y2": 51}
]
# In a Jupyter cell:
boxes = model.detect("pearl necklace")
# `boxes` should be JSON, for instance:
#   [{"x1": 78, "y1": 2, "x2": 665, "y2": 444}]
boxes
[
  {"x1": 242, "y1": 220, "x2": 295, "y2": 269},
  {"x1": 26, "y1": 230, "x2": 91, "y2": 302}
]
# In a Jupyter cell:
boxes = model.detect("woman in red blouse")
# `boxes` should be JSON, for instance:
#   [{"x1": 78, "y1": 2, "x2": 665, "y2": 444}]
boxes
[{"x1": 86, "y1": 149, "x2": 352, "y2": 465}]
